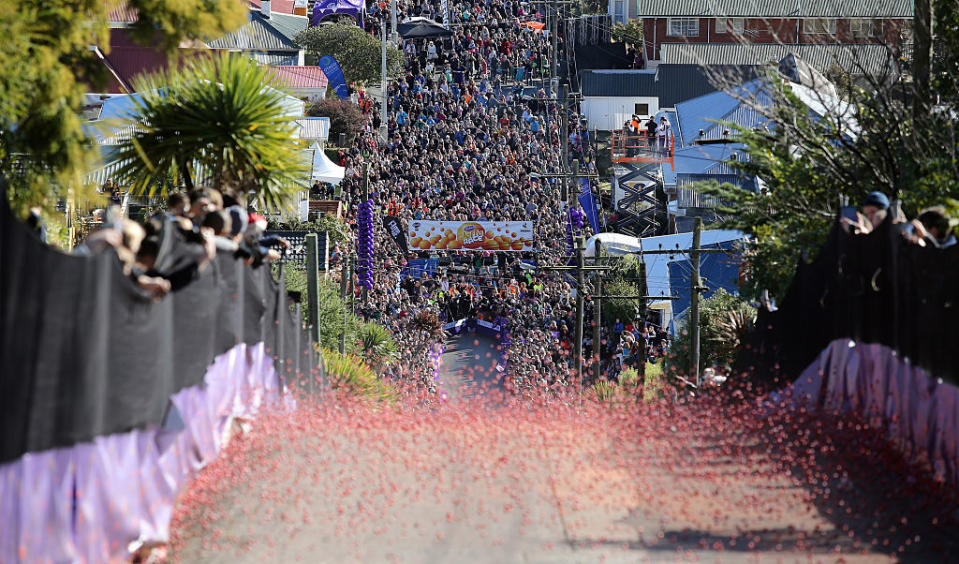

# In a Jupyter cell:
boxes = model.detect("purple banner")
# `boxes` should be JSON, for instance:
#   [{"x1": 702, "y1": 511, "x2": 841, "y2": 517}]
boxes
[{"x1": 0, "y1": 343, "x2": 290, "y2": 563}]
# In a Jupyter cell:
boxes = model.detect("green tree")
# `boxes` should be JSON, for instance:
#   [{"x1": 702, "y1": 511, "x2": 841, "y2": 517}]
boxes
[
  {"x1": 306, "y1": 98, "x2": 366, "y2": 147},
  {"x1": 0, "y1": 0, "x2": 245, "y2": 217},
  {"x1": 610, "y1": 20, "x2": 644, "y2": 48},
  {"x1": 356, "y1": 322, "x2": 398, "y2": 373},
  {"x1": 295, "y1": 23, "x2": 403, "y2": 86},
  {"x1": 112, "y1": 53, "x2": 308, "y2": 210},
  {"x1": 703, "y1": 56, "x2": 959, "y2": 300},
  {"x1": 666, "y1": 289, "x2": 756, "y2": 375}
]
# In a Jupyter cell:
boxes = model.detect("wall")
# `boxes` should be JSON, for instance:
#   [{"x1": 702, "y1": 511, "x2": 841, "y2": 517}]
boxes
[
  {"x1": 582, "y1": 96, "x2": 660, "y2": 131},
  {"x1": 642, "y1": 17, "x2": 909, "y2": 60}
]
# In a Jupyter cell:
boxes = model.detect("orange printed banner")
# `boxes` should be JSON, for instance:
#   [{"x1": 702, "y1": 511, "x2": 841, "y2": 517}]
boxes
[{"x1": 407, "y1": 220, "x2": 534, "y2": 251}]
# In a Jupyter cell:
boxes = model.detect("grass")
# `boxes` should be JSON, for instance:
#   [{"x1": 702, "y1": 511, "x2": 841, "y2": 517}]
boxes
[{"x1": 642, "y1": 360, "x2": 665, "y2": 402}]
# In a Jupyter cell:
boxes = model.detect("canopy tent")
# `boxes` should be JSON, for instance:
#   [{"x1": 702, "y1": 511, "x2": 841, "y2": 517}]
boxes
[
  {"x1": 312, "y1": 0, "x2": 365, "y2": 25},
  {"x1": 307, "y1": 142, "x2": 344, "y2": 184},
  {"x1": 397, "y1": 17, "x2": 453, "y2": 39}
]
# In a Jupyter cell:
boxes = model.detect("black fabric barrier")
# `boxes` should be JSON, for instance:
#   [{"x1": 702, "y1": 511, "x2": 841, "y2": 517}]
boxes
[
  {"x1": 739, "y1": 217, "x2": 959, "y2": 387},
  {"x1": 0, "y1": 195, "x2": 322, "y2": 464}
]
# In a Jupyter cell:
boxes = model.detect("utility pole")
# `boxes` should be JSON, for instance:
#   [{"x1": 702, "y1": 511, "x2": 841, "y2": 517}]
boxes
[
  {"x1": 305, "y1": 233, "x2": 320, "y2": 345},
  {"x1": 339, "y1": 252, "x2": 349, "y2": 354},
  {"x1": 689, "y1": 217, "x2": 702, "y2": 386},
  {"x1": 574, "y1": 236, "x2": 585, "y2": 382},
  {"x1": 592, "y1": 239, "x2": 602, "y2": 381},
  {"x1": 390, "y1": 0, "x2": 398, "y2": 43},
  {"x1": 380, "y1": 23, "x2": 389, "y2": 142}
]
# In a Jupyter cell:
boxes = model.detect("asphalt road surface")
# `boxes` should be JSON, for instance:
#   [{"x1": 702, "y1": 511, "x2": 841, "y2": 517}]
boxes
[{"x1": 170, "y1": 335, "x2": 959, "y2": 563}]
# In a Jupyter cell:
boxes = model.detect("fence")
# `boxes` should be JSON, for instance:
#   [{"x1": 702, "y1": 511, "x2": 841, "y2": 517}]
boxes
[
  {"x1": 742, "y1": 216, "x2": 959, "y2": 485},
  {"x1": 0, "y1": 190, "x2": 325, "y2": 562}
]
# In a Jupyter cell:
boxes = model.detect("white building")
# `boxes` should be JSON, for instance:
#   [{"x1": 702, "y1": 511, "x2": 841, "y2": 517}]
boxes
[{"x1": 580, "y1": 70, "x2": 660, "y2": 131}]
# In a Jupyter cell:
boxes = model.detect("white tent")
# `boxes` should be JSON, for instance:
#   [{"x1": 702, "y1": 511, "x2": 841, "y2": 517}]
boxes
[{"x1": 308, "y1": 142, "x2": 344, "y2": 184}]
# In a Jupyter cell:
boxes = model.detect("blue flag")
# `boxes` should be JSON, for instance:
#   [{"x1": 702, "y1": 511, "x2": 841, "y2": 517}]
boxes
[
  {"x1": 319, "y1": 55, "x2": 350, "y2": 100},
  {"x1": 578, "y1": 177, "x2": 600, "y2": 234}
]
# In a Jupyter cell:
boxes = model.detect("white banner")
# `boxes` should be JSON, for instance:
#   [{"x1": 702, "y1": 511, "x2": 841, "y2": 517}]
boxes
[{"x1": 407, "y1": 220, "x2": 534, "y2": 252}]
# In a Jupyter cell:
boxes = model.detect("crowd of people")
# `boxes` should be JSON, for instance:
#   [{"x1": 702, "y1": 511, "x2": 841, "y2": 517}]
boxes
[
  {"x1": 68, "y1": 187, "x2": 290, "y2": 303},
  {"x1": 332, "y1": 1, "x2": 623, "y2": 390}
]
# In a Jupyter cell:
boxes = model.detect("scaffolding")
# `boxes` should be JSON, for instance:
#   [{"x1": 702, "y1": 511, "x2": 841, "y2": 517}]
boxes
[{"x1": 610, "y1": 131, "x2": 675, "y2": 170}]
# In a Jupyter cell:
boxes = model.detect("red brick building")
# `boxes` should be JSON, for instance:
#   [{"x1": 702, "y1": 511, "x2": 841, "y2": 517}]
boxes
[{"x1": 607, "y1": 0, "x2": 912, "y2": 63}]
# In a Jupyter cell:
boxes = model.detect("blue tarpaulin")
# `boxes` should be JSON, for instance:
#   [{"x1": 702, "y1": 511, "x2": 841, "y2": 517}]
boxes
[{"x1": 578, "y1": 178, "x2": 600, "y2": 234}]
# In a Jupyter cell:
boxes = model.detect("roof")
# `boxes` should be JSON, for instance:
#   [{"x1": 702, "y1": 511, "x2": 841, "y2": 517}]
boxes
[
  {"x1": 295, "y1": 117, "x2": 331, "y2": 140},
  {"x1": 207, "y1": 9, "x2": 308, "y2": 51},
  {"x1": 656, "y1": 64, "x2": 759, "y2": 106},
  {"x1": 580, "y1": 70, "x2": 657, "y2": 97},
  {"x1": 579, "y1": 65, "x2": 760, "y2": 107},
  {"x1": 108, "y1": 4, "x2": 139, "y2": 25},
  {"x1": 675, "y1": 79, "x2": 771, "y2": 146},
  {"x1": 663, "y1": 144, "x2": 748, "y2": 185},
  {"x1": 269, "y1": 66, "x2": 329, "y2": 90},
  {"x1": 659, "y1": 42, "x2": 898, "y2": 76},
  {"x1": 248, "y1": 0, "x2": 299, "y2": 14},
  {"x1": 636, "y1": 0, "x2": 912, "y2": 17}
]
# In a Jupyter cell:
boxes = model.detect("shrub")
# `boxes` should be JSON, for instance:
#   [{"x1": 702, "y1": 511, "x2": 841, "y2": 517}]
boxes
[
  {"x1": 305, "y1": 98, "x2": 365, "y2": 146},
  {"x1": 323, "y1": 349, "x2": 398, "y2": 402}
]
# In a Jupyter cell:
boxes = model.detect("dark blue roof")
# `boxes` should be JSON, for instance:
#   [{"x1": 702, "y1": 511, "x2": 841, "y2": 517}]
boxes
[{"x1": 579, "y1": 70, "x2": 657, "y2": 97}]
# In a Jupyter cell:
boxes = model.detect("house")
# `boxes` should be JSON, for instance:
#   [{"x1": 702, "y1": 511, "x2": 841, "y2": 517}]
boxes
[
  {"x1": 580, "y1": 70, "x2": 659, "y2": 130},
  {"x1": 270, "y1": 66, "x2": 329, "y2": 99},
  {"x1": 579, "y1": 64, "x2": 757, "y2": 131},
  {"x1": 659, "y1": 42, "x2": 899, "y2": 77},
  {"x1": 608, "y1": 0, "x2": 912, "y2": 67},
  {"x1": 206, "y1": 2, "x2": 309, "y2": 66},
  {"x1": 584, "y1": 230, "x2": 745, "y2": 330}
]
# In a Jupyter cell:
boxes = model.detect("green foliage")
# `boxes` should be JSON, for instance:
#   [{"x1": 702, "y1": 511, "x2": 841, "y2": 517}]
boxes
[
  {"x1": 306, "y1": 98, "x2": 366, "y2": 147},
  {"x1": 268, "y1": 216, "x2": 349, "y2": 245},
  {"x1": 598, "y1": 253, "x2": 644, "y2": 326},
  {"x1": 356, "y1": 322, "x2": 398, "y2": 372},
  {"x1": 702, "y1": 66, "x2": 959, "y2": 300},
  {"x1": 0, "y1": 0, "x2": 244, "y2": 218},
  {"x1": 323, "y1": 348, "x2": 398, "y2": 402},
  {"x1": 316, "y1": 278, "x2": 360, "y2": 352},
  {"x1": 124, "y1": 0, "x2": 247, "y2": 53},
  {"x1": 667, "y1": 289, "x2": 756, "y2": 375},
  {"x1": 610, "y1": 19, "x2": 644, "y2": 47},
  {"x1": 295, "y1": 23, "x2": 403, "y2": 86},
  {"x1": 617, "y1": 367, "x2": 640, "y2": 387},
  {"x1": 112, "y1": 53, "x2": 307, "y2": 210}
]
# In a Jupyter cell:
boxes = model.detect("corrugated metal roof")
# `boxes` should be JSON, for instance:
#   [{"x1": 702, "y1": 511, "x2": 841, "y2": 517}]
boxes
[
  {"x1": 659, "y1": 42, "x2": 897, "y2": 76},
  {"x1": 655, "y1": 64, "x2": 759, "y2": 106},
  {"x1": 271, "y1": 66, "x2": 329, "y2": 89},
  {"x1": 676, "y1": 173, "x2": 752, "y2": 208},
  {"x1": 637, "y1": 0, "x2": 912, "y2": 17},
  {"x1": 580, "y1": 70, "x2": 657, "y2": 97},
  {"x1": 207, "y1": 10, "x2": 307, "y2": 51},
  {"x1": 675, "y1": 79, "x2": 771, "y2": 145},
  {"x1": 296, "y1": 117, "x2": 331, "y2": 141}
]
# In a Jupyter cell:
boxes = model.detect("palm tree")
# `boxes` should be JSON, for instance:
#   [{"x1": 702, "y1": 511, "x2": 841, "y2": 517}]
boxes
[
  {"x1": 111, "y1": 53, "x2": 307, "y2": 210},
  {"x1": 356, "y1": 322, "x2": 398, "y2": 373}
]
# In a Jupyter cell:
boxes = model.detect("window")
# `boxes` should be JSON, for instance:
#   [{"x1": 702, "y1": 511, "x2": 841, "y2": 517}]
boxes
[
  {"x1": 612, "y1": 0, "x2": 624, "y2": 23},
  {"x1": 667, "y1": 18, "x2": 700, "y2": 37},
  {"x1": 715, "y1": 17, "x2": 744, "y2": 34},
  {"x1": 634, "y1": 103, "x2": 649, "y2": 116},
  {"x1": 803, "y1": 18, "x2": 836, "y2": 35},
  {"x1": 849, "y1": 18, "x2": 875, "y2": 38}
]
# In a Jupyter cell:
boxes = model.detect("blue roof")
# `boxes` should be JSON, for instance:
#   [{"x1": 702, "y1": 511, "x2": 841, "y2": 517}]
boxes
[
  {"x1": 675, "y1": 79, "x2": 771, "y2": 146},
  {"x1": 662, "y1": 144, "x2": 748, "y2": 186},
  {"x1": 640, "y1": 230, "x2": 743, "y2": 304}
]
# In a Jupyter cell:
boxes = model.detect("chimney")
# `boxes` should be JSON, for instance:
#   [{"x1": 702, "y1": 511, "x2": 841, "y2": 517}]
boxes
[{"x1": 261, "y1": 0, "x2": 271, "y2": 18}]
